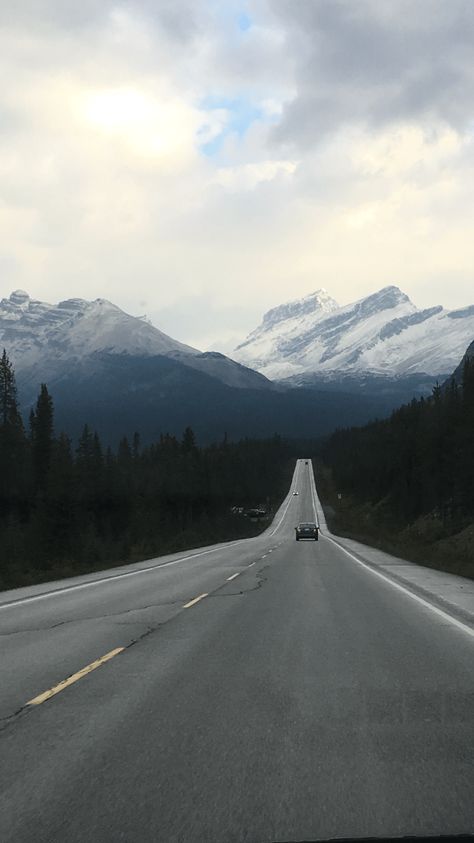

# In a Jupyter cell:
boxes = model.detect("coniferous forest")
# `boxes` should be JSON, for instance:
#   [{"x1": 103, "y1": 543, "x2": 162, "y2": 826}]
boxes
[
  {"x1": 0, "y1": 351, "x2": 293, "y2": 590},
  {"x1": 320, "y1": 357, "x2": 474, "y2": 578}
]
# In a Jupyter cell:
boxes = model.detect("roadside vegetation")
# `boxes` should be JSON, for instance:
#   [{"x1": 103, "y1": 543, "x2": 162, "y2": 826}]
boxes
[
  {"x1": 0, "y1": 351, "x2": 293, "y2": 590},
  {"x1": 318, "y1": 358, "x2": 474, "y2": 579}
]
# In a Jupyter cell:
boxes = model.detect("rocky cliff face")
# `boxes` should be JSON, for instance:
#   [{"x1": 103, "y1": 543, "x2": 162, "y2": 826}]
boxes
[{"x1": 233, "y1": 285, "x2": 474, "y2": 382}]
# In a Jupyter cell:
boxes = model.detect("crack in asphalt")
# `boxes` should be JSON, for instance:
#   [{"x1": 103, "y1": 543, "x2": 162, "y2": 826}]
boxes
[
  {"x1": 209, "y1": 571, "x2": 268, "y2": 598},
  {"x1": 0, "y1": 561, "x2": 272, "y2": 733},
  {"x1": 0, "y1": 557, "x2": 271, "y2": 638},
  {"x1": 0, "y1": 619, "x2": 70, "y2": 637},
  {"x1": 0, "y1": 598, "x2": 180, "y2": 637},
  {"x1": 0, "y1": 621, "x2": 163, "y2": 735}
]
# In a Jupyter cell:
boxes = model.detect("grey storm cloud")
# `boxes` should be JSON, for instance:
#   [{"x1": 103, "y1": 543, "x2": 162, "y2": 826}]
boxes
[
  {"x1": 0, "y1": 0, "x2": 201, "y2": 40},
  {"x1": 270, "y1": 0, "x2": 474, "y2": 146},
  {"x1": 0, "y1": 0, "x2": 111, "y2": 28}
]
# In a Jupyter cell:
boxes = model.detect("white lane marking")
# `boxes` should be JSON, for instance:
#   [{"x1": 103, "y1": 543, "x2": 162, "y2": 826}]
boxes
[
  {"x1": 1, "y1": 460, "x2": 302, "y2": 613},
  {"x1": 268, "y1": 462, "x2": 300, "y2": 537},
  {"x1": 226, "y1": 573, "x2": 240, "y2": 582},
  {"x1": 309, "y1": 463, "x2": 474, "y2": 641},
  {"x1": 0, "y1": 539, "x2": 248, "y2": 612},
  {"x1": 309, "y1": 463, "x2": 320, "y2": 527},
  {"x1": 247, "y1": 562, "x2": 256, "y2": 567}
]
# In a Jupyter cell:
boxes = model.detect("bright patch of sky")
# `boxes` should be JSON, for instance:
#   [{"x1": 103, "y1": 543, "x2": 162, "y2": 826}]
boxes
[
  {"x1": 0, "y1": 0, "x2": 473, "y2": 352},
  {"x1": 237, "y1": 12, "x2": 252, "y2": 31},
  {"x1": 199, "y1": 96, "x2": 268, "y2": 156}
]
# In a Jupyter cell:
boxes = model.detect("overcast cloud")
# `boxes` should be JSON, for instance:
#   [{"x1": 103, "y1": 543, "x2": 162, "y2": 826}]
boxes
[
  {"x1": 272, "y1": 0, "x2": 474, "y2": 142},
  {"x1": 0, "y1": 0, "x2": 473, "y2": 350}
]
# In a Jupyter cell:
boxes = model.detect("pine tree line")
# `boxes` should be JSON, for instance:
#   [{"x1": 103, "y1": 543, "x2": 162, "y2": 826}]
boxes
[
  {"x1": 322, "y1": 358, "x2": 474, "y2": 543},
  {"x1": 0, "y1": 351, "x2": 292, "y2": 589}
]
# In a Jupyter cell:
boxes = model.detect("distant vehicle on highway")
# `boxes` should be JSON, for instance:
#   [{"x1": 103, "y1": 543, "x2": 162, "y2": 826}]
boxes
[
  {"x1": 293, "y1": 491, "x2": 299, "y2": 496},
  {"x1": 295, "y1": 522, "x2": 318, "y2": 541},
  {"x1": 244, "y1": 507, "x2": 267, "y2": 519}
]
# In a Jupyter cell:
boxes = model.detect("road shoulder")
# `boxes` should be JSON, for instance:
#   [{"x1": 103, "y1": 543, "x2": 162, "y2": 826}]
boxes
[{"x1": 311, "y1": 464, "x2": 474, "y2": 628}]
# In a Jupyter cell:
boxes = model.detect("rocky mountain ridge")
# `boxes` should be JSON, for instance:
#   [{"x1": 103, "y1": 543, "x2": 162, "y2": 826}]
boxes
[
  {"x1": 233, "y1": 285, "x2": 474, "y2": 383},
  {"x1": 0, "y1": 290, "x2": 271, "y2": 394}
]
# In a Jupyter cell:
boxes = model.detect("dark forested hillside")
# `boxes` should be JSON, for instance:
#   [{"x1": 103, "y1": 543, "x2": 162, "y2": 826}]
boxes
[
  {"x1": 17, "y1": 351, "x2": 397, "y2": 445},
  {"x1": 0, "y1": 351, "x2": 293, "y2": 590},
  {"x1": 320, "y1": 356, "x2": 474, "y2": 578}
]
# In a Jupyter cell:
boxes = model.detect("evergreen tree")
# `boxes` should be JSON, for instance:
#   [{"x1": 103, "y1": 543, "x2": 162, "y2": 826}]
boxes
[
  {"x1": 132, "y1": 431, "x2": 141, "y2": 461},
  {"x1": 30, "y1": 384, "x2": 54, "y2": 489},
  {"x1": 0, "y1": 349, "x2": 22, "y2": 428},
  {"x1": 182, "y1": 426, "x2": 196, "y2": 453},
  {"x1": 76, "y1": 425, "x2": 97, "y2": 504},
  {"x1": 0, "y1": 372, "x2": 293, "y2": 590},
  {"x1": 0, "y1": 351, "x2": 27, "y2": 512},
  {"x1": 462, "y1": 357, "x2": 474, "y2": 406},
  {"x1": 76, "y1": 424, "x2": 94, "y2": 463}
]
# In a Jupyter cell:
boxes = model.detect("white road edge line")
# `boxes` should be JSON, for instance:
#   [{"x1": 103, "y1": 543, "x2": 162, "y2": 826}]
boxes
[
  {"x1": 268, "y1": 462, "x2": 300, "y2": 537},
  {"x1": 1, "y1": 460, "x2": 301, "y2": 613},
  {"x1": 308, "y1": 462, "x2": 474, "y2": 641},
  {"x1": 0, "y1": 542, "x2": 247, "y2": 612},
  {"x1": 327, "y1": 536, "x2": 474, "y2": 640},
  {"x1": 226, "y1": 573, "x2": 240, "y2": 581}
]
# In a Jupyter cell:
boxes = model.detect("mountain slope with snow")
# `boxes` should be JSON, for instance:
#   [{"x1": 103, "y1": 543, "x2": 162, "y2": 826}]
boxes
[
  {"x1": 233, "y1": 286, "x2": 474, "y2": 381},
  {"x1": 0, "y1": 290, "x2": 270, "y2": 392},
  {"x1": 0, "y1": 289, "x2": 420, "y2": 443},
  {"x1": 0, "y1": 290, "x2": 196, "y2": 368}
]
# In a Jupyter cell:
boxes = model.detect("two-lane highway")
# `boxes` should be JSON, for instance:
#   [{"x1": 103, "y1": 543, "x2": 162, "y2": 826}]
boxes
[{"x1": 1, "y1": 460, "x2": 473, "y2": 842}]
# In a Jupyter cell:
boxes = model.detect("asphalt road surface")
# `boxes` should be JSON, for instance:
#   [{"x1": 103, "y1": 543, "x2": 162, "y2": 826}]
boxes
[{"x1": 1, "y1": 460, "x2": 473, "y2": 842}]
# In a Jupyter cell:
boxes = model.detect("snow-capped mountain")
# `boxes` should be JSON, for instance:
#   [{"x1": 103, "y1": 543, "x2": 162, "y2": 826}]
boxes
[
  {"x1": 0, "y1": 289, "x2": 423, "y2": 443},
  {"x1": 233, "y1": 286, "x2": 474, "y2": 382},
  {"x1": 0, "y1": 290, "x2": 270, "y2": 392}
]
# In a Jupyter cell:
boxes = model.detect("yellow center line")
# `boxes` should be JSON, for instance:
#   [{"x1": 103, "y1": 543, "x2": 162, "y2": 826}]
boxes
[
  {"x1": 183, "y1": 592, "x2": 208, "y2": 609},
  {"x1": 27, "y1": 647, "x2": 125, "y2": 706},
  {"x1": 226, "y1": 572, "x2": 240, "y2": 581}
]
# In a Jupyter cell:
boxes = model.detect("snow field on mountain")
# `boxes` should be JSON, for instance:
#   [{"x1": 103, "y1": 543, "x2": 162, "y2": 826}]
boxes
[{"x1": 233, "y1": 286, "x2": 474, "y2": 380}]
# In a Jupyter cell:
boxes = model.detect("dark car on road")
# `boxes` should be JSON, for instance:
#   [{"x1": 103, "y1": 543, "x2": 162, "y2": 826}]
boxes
[{"x1": 295, "y1": 522, "x2": 318, "y2": 541}]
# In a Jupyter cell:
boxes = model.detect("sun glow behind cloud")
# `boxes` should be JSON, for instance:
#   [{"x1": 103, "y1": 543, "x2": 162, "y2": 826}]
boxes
[
  {"x1": 80, "y1": 86, "x2": 202, "y2": 161},
  {"x1": 0, "y1": 1, "x2": 473, "y2": 351},
  {"x1": 83, "y1": 88, "x2": 154, "y2": 132}
]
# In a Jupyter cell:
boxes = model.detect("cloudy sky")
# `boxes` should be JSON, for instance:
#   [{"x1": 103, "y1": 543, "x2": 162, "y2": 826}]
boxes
[{"x1": 1, "y1": 0, "x2": 474, "y2": 350}]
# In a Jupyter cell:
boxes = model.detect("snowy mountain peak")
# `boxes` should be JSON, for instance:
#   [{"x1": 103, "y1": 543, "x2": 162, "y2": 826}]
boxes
[
  {"x1": 57, "y1": 297, "x2": 89, "y2": 310},
  {"x1": 1, "y1": 290, "x2": 272, "y2": 396},
  {"x1": 233, "y1": 285, "x2": 474, "y2": 381},
  {"x1": 1, "y1": 289, "x2": 32, "y2": 313},
  {"x1": 9, "y1": 289, "x2": 30, "y2": 303},
  {"x1": 359, "y1": 285, "x2": 412, "y2": 310},
  {"x1": 0, "y1": 290, "x2": 198, "y2": 373},
  {"x1": 262, "y1": 288, "x2": 339, "y2": 329}
]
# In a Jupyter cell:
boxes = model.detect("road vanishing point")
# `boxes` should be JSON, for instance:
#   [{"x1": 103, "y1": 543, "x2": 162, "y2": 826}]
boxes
[{"x1": 0, "y1": 461, "x2": 473, "y2": 842}]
